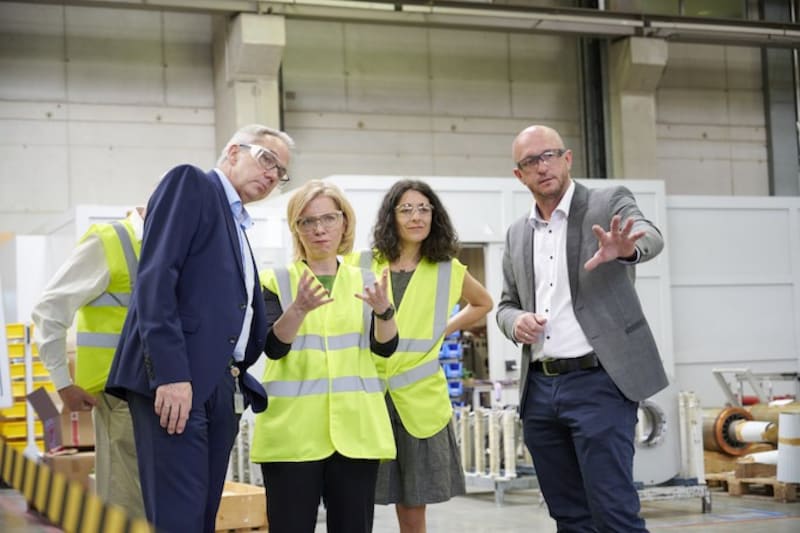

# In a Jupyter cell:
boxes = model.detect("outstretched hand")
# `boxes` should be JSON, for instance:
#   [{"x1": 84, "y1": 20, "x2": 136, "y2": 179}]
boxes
[
  {"x1": 584, "y1": 215, "x2": 645, "y2": 271},
  {"x1": 355, "y1": 267, "x2": 392, "y2": 314},
  {"x1": 292, "y1": 270, "x2": 334, "y2": 315}
]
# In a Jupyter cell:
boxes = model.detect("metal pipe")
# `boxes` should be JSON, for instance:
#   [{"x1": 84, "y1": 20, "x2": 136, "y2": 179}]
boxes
[
  {"x1": 747, "y1": 402, "x2": 800, "y2": 425},
  {"x1": 702, "y1": 406, "x2": 753, "y2": 455}
]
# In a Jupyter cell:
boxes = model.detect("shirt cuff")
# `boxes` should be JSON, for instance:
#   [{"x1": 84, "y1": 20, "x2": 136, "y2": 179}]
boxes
[
  {"x1": 617, "y1": 247, "x2": 640, "y2": 264},
  {"x1": 50, "y1": 366, "x2": 74, "y2": 390}
]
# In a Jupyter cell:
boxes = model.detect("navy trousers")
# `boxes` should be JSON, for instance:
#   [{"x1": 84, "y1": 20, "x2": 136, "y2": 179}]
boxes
[
  {"x1": 522, "y1": 365, "x2": 647, "y2": 533},
  {"x1": 127, "y1": 371, "x2": 240, "y2": 533}
]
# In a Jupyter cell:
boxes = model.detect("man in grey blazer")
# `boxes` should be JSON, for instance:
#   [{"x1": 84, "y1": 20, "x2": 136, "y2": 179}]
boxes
[{"x1": 496, "y1": 125, "x2": 668, "y2": 532}]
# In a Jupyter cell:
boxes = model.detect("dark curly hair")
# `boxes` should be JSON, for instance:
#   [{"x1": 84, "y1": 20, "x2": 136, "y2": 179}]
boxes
[{"x1": 372, "y1": 179, "x2": 459, "y2": 263}]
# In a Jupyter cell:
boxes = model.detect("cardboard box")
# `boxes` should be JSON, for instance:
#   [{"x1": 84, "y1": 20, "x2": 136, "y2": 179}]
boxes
[
  {"x1": 215, "y1": 481, "x2": 267, "y2": 531},
  {"x1": 27, "y1": 387, "x2": 94, "y2": 450},
  {"x1": 43, "y1": 450, "x2": 96, "y2": 489}
]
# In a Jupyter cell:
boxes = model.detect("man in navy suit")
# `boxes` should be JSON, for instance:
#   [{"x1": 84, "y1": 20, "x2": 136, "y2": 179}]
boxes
[{"x1": 106, "y1": 124, "x2": 294, "y2": 532}]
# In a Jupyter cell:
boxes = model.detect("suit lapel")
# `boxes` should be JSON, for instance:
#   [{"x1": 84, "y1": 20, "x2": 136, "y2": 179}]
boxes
[
  {"x1": 209, "y1": 170, "x2": 246, "y2": 282},
  {"x1": 567, "y1": 182, "x2": 589, "y2": 301},
  {"x1": 523, "y1": 221, "x2": 536, "y2": 312}
]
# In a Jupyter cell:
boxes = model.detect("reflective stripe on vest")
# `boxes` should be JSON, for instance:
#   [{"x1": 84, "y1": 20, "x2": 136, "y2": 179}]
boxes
[
  {"x1": 82, "y1": 221, "x2": 137, "y2": 313},
  {"x1": 111, "y1": 220, "x2": 138, "y2": 287},
  {"x1": 264, "y1": 375, "x2": 384, "y2": 397},
  {"x1": 76, "y1": 332, "x2": 121, "y2": 348}
]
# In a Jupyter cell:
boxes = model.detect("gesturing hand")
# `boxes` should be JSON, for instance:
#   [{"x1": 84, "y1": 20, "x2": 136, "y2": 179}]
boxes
[
  {"x1": 584, "y1": 215, "x2": 645, "y2": 271},
  {"x1": 292, "y1": 270, "x2": 334, "y2": 315},
  {"x1": 355, "y1": 267, "x2": 391, "y2": 314}
]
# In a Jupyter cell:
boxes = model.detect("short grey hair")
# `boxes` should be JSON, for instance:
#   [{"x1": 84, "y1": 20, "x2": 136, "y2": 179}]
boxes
[{"x1": 217, "y1": 124, "x2": 295, "y2": 166}]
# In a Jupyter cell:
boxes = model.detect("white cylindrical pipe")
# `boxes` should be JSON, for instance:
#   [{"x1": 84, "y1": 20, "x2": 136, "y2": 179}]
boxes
[
  {"x1": 474, "y1": 408, "x2": 485, "y2": 475},
  {"x1": 777, "y1": 411, "x2": 800, "y2": 483},
  {"x1": 489, "y1": 410, "x2": 501, "y2": 477},
  {"x1": 502, "y1": 409, "x2": 517, "y2": 478},
  {"x1": 730, "y1": 420, "x2": 777, "y2": 443},
  {"x1": 740, "y1": 449, "x2": 779, "y2": 465},
  {"x1": 459, "y1": 407, "x2": 472, "y2": 473}
]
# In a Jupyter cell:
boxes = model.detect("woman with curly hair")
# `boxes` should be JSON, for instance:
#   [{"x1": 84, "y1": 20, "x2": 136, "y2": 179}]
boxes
[{"x1": 353, "y1": 179, "x2": 492, "y2": 533}]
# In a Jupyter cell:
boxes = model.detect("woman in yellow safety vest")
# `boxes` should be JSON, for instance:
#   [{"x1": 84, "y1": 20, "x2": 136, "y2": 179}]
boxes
[
  {"x1": 359, "y1": 179, "x2": 493, "y2": 533},
  {"x1": 251, "y1": 180, "x2": 398, "y2": 533}
]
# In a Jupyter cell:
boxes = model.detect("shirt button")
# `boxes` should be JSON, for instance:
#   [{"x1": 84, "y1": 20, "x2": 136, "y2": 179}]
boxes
[
  {"x1": 228, "y1": 337, "x2": 236, "y2": 344},
  {"x1": 239, "y1": 303, "x2": 247, "y2": 310}
]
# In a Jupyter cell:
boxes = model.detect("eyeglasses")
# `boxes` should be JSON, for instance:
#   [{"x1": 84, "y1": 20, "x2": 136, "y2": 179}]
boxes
[
  {"x1": 395, "y1": 203, "x2": 434, "y2": 218},
  {"x1": 516, "y1": 149, "x2": 566, "y2": 171},
  {"x1": 239, "y1": 144, "x2": 289, "y2": 182},
  {"x1": 296, "y1": 211, "x2": 343, "y2": 233}
]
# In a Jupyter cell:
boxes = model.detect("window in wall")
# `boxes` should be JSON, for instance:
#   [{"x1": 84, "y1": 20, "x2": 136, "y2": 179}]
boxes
[{"x1": 607, "y1": 0, "x2": 747, "y2": 19}]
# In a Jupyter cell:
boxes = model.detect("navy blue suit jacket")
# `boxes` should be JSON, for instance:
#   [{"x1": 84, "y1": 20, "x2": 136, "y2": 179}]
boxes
[{"x1": 106, "y1": 165, "x2": 267, "y2": 412}]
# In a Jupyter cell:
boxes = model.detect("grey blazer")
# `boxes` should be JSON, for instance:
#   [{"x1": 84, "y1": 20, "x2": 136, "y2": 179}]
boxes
[{"x1": 496, "y1": 181, "x2": 669, "y2": 412}]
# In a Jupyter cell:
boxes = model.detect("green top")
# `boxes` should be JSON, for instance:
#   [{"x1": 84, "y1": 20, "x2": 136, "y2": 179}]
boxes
[
  {"x1": 316, "y1": 274, "x2": 335, "y2": 294},
  {"x1": 390, "y1": 269, "x2": 415, "y2": 308}
]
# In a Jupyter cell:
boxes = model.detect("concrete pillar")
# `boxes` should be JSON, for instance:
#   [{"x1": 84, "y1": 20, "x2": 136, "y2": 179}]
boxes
[
  {"x1": 608, "y1": 37, "x2": 668, "y2": 180},
  {"x1": 212, "y1": 14, "x2": 286, "y2": 155}
]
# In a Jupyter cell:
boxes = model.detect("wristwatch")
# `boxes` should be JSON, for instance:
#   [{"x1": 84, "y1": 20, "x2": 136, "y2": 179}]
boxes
[{"x1": 373, "y1": 304, "x2": 395, "y2": 321}]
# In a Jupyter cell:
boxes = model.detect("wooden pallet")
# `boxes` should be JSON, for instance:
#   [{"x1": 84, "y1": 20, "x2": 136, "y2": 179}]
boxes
[
  {"x1": 727, "y1": 476, "x2": 798, "y2": 502},
  {"x1": 705, "y1": 471, "x2": 733, "y2": 491}
]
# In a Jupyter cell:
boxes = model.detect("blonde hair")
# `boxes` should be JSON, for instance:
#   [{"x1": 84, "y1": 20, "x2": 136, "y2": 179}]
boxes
[{"x1": 286, "y1": 180, "x2": 356, "y2": 261}]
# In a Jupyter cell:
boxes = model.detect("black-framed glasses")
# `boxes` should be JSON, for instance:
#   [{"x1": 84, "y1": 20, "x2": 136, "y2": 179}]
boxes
[
  {"x1": 395, "y1": 203, "x2": 434, "y2": 218},
  {"x1": 239, "y1": 143, "x2": 289, "y2": 182},
  {"x1": 296, "y1": 211, "x2": 343, "y2": 233},
  {"x1": 516, "y1": 149, "x2": 566, "y2": 171}
]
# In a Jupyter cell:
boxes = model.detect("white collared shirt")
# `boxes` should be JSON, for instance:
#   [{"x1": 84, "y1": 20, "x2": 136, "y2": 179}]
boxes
[
  {"x1": 529, "y1": 180, "x2": 594, "y2": 359},
  {"x1": 214, "y1": 169, "x2": 255, "y2": 363}
]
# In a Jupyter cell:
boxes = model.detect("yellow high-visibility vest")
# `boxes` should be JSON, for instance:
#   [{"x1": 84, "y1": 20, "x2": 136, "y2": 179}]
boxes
[
  {"x1": 348, "y1": 251, "x2": 466, "y2": 439},
  {"x1": 250, "y1": 261, "x2": 396, "y2": 462},
  {"x1": 75, "y1": 219, "x2": 140, "y2": 394}
]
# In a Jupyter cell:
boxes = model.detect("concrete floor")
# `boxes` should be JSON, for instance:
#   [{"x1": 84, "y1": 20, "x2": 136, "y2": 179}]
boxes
[
  {"x1": 342, "y1": 487, "x2": 799, "y2": 533},
  {"x1": 3, "y1": 484, "x2": 799, "y2": 532}
]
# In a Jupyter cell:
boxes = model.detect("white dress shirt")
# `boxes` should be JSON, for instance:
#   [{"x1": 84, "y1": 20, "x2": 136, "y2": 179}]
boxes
[
  {"x1": 213, "y1": 168, "x2": 255, "y2": 363},
  {"x1": 31, "y1": 209, "x2": 144, "y2": 390},
  {"x1": 529, "y1": 181, "x2": 594, "y2": 360}
]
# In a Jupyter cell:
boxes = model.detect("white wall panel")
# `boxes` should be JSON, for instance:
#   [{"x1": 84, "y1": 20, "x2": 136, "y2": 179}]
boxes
[
  {"x1": 65, "y1": 7, "x2": 164, "y2": 105},
  {"x1": 0, "y1": 2, "x2": 215, "y2": 234},
  {"x1": 281, "y1": 19, "x2": 583, "y2": 186},
  {"x1": 344, "y1": 25, "x2": 430, "y2": 114},
  {"x1": 668, "y1": 197, "x2": 800, "y2": 406},
  {"x1": 0, "y1": 3, "x2": 66, "y2": 101},
  {"x1": 656, "y1": 42, "x2": 767, "y2": 196},
  {"x1": 163, "y1": 13, "x2": 214, "y2": 108},
  {"x1": 282, "y1": 20, "x2": 346, "y2": 112}
]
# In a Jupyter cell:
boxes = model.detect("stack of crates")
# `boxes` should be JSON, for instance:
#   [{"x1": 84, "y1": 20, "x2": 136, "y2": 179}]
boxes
[
  {"x1": 1, "y1": 323, "x2": 52, "y2": 452},
  {"x1": 439, "y1": 305, "x2": 465, "y2": 404}
]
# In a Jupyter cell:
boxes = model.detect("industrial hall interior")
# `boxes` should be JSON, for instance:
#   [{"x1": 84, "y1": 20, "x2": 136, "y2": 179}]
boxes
[{"x1": 1, "y1": 0, "x2": 800, "y2": 532}]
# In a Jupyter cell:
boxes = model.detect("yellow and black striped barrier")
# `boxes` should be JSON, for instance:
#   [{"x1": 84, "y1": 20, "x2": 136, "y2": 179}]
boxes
[{"x1": 0, "y1": 439, "x2": 153, "y2": 533}]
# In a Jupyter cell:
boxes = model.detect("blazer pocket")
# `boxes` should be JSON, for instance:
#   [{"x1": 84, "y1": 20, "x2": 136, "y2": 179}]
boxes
[
  {"x1": 180, "y1": 314, "x2": 201, "y2": 333},
  {"x1": 624, "y1": 318, "x2": 645, "y2": 335}
]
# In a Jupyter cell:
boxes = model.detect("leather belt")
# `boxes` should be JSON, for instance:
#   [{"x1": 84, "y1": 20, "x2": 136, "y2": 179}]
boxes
[{"x1": 531, "y1": 352, "x2": 600, "y2": 377}]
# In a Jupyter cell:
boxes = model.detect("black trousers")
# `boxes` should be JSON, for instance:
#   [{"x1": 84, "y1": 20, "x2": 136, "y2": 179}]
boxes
[{"x1": 260, "y1": 452, "x2": 380, "y2": 533}]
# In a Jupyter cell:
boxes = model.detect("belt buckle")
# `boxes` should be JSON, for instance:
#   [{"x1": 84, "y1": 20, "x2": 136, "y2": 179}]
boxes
[{"x1": 541, "y1": 358, "x2": 558, "y2": 377}]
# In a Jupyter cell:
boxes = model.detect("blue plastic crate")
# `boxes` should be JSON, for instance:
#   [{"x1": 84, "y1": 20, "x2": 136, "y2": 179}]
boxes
[
  {"x1": 447, "y1": 380, "x2": 464, "y2": 397},
  {"x1": 443, "y1": 361, "x2": 463, "y2": 379},
  {"x1": 438, "y1": 342, "x2": 463, "y2": 360}
]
